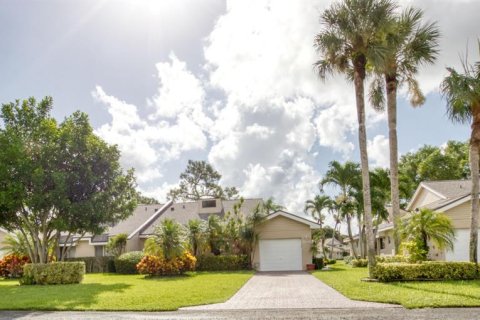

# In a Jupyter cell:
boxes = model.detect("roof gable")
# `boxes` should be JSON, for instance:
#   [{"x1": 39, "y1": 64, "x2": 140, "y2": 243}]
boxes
[{"x1": 266, "y1": 210, "x2": 320, "y2": 229}]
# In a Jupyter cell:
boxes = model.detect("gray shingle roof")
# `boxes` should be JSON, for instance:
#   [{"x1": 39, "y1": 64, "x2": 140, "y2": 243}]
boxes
[
  {"x1": 107, "y1": 204, "x2": 163, "y2": 236},
  {"x1": 422, "y1": 180, "x2": 471, "y2": 199}
]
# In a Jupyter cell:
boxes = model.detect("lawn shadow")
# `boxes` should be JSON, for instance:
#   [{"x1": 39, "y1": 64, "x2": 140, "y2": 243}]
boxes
[
  {"x1": 389, "y1": 280, "x2": 480, "y2": 302},
  {"x1": 0, "y1": 282, "x2": 131, "y2": 311}
]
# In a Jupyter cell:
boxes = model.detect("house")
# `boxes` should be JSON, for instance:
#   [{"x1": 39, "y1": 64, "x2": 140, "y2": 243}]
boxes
[
  {"x1": 346, "y1": 206, "x2": 409, "y2": 257},
  {"x1": 61, "y1": 198, "x2": 321, "y2": 271},
  {"x1": 406, "y1": 179, "x2": 477, "y2": 261},
  {"x1": 0, "y1": 228, "x2": 8, "y2": 258},
  {"x1": 322, "y1": 237, "x2": 348, "y2": 259}
]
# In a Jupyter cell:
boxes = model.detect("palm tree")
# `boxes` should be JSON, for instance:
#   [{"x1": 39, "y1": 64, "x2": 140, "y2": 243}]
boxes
[
  {"x1": 441, "y1": 43, "x2": 480, "y2": 263},
  {"x1": 321, "y1": 161, "x2": 361, "y2": 258},
  {"x1": 399, "y1": 208, "x2": 455, "y2": 261},
  {"x1": 241, "y1": 204, "x2": 267, "y2": 267},
  {"x1": 263, "y1": 197, "x2": 284, "y2": 215},
  {"x1": 330, "y1": 208, "x2": 343, "y2": 259},
  {"x1": 187, "y1": 219, "x2": 205, "y2": 257},
  {"x1": 1, "y1": 232, "x2": 30, "y2": 256},
  {"x1": 369, "y1": 7, "x2": 440, "y2": 254},
  {"x1": 206, "y1": 215, "x2": 223, "y2": 255},
  {"x1": 315, "y1": 0, "x2": 397, "y2": 276},
  {"x1": 152, "y1": 219, "x2": 185, "y2": 260},
  {"x1": 305, "y1": 195, "x2": 334, "y2": 257}
]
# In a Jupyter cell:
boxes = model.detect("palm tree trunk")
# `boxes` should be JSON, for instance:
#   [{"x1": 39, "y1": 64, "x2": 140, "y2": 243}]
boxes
[
  {"x1": 385, "y1": 74, "x2": 401, "y2": 255},
  {"x1": 469, "y1": 139, "x2": 479, "y2": 263},
  {"x1": 354, "y1": 56, "x2": 376, "y2": 277},
  {"x1": 346, "y1": 215, "x2": 358, "y2": 259}
]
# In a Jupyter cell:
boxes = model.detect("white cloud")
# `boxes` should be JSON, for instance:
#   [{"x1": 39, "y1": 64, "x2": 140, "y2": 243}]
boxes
[{"x1": 368, "y1": 135, "x2": 390, "y2": 168}]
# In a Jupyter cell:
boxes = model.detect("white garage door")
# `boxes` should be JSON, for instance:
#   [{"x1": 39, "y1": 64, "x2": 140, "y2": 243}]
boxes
[
  {"x1": 445, "y1": 229, "x2": 480, "y2": 261},
  {"x1": 259, "y1": 239, "x2": 302, "y2": 271}
]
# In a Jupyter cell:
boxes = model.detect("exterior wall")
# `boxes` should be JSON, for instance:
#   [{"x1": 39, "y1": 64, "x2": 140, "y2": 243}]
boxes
[
  {"x1": 75, "y1": 240, "x2": 95, "y2": 257},
  {"x1": 252, "y1": 216, "x2": 312, "y2": 270},
  {"x1": 443, "y1": 201, "x2": 471, "y2": 229},
  {"x1": 376, "y1": 229, "x2": 395, "y2": 256},
  {"x1": 444, "y1": 228, "x2": 478, "y2": 261},
  {"x1": 126, "y1": 235, "x2": 143, "y2": 252},
  {"x1": 0, "y1": 230, "x2": 7, "y2": 258},
  {"x1": 410, "y1": 187, "x2": 442, "y2": 210}
]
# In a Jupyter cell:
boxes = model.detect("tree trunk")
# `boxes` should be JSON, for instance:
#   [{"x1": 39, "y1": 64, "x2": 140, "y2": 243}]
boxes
[
  {"x1": 346, "y1": 215, "x2": 358, "y2": 259},
  {"x1": 469, "y1": 114, "x2": 480, "y2": 263},
  {"x1": 354, "y1": 56, "x2": 376, "y2": 277},
  {"x1": 385, "y1": 73, "x2": 401, "y2": 254}
]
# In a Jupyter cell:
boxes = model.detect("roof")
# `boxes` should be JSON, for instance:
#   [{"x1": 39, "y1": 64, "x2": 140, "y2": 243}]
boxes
[
  {"x1": 266, "y1": 210, "x2": 321, "y2": 229},
  {"x1": 408, "y1": 179, "x2": 473, "y2": 211},
  {"x1": 139, "y1": 198, "x2": 264, "y2": 236}
]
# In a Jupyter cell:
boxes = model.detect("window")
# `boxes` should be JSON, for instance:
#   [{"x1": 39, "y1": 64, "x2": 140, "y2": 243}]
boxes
[
  {"x1": 95, "y1": 246, "x2": 104, "y2": 257},
  {"x1": 379, "y1": 237, "x2": 385, "y2": 250},
  {"x1": 388, "y1": 236, "x2": 391, "y2": 244},
  {"x1": 202, "y1": 200, "x2": 217, "y2": 208}
]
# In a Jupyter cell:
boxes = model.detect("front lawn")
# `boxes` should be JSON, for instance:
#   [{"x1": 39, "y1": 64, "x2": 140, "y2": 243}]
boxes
[
  {"x1": 0, "y1": 271, "x2": 253, "y2": 311},
  {"x1": 314, "y1": 261, "x2": 480, "y2": 308}
]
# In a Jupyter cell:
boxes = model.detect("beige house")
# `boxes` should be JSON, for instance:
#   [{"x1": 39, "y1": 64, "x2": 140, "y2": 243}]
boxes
[
  {"x1": 0, "y1": 228, "x2": 8, "y2": 258},
  {"x1": 60, "y1": 199, "x2": 320, "y2": 271}
]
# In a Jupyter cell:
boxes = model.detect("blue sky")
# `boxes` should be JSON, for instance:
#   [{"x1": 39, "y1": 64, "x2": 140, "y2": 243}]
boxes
[{"x1": 0, "y1": 0, "x2": 478, "y2": 214}]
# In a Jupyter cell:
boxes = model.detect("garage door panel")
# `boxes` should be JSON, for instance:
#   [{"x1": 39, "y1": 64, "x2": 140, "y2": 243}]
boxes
[{"x1": 259, "y1": 239, "x2": 302, "y2": 271}]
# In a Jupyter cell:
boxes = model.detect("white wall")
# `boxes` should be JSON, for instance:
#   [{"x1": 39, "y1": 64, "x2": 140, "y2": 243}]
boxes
[{"x1": 445, "y1": 229, "x2": 480, "y2": 261}]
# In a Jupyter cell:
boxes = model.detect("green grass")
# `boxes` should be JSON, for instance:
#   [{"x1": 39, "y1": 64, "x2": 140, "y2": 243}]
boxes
[
  {"x1": 0, "y1": 271, "x2": 253, "y2": 311},
  {"x1": 313, "y1": 261, "x2": 480, "y2": 308}
]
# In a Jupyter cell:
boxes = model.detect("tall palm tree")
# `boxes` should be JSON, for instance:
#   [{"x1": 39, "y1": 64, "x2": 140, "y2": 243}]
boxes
[
  {"x1": 370, "y1": 7, "x2": 440, "y2": 254},
  {"x1": 321, "y1": 161, "x2": 361, "y2": 258},
  {"x1": 441, "y1": 43, "x2": 480, "y2": 263},
  {"x1": 305, "y1": 195, "x2": 334, "y2": 257},
  {"x1": 315, "y1": 0, "x2": 397, "y2": 276},
  {"x1": 330, "y1": 209, "x2": 343, "y2": 259},
  {"x1": 399, "y1": 208, "x2": 455, "y2": 261}
]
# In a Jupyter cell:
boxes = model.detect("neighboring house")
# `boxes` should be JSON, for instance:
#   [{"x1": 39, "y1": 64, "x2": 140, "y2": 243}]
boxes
[
  {"x1": 346, "y1": 206, "x2": 409, "y2": 257},
  {"x1": 59, "y1": 198, "x2": 321, "y2": 271},
  {"x1": 406, "y1": 179, "x2": 477, "y2": 261},
  {"x1": 321, "y1": 237, "x2": 348, "y2": 259},
  {"x1": 0, "y1": 228, "x2": 8, "y2": 258}
]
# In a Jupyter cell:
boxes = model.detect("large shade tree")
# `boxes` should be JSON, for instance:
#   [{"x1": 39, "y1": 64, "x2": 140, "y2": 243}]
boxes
[
  {"x1": 0, "y1": 97, "x2": 137, "y2": 263},
  {"x1": 315, "y1": 0, "x2": 397, "y2": 276},
  {"x1": 369, "y1": 7, "x2": 440, "y2": 254},
  {"x1": 441, "y1": 44, "x2": 480, "y2": 263}
]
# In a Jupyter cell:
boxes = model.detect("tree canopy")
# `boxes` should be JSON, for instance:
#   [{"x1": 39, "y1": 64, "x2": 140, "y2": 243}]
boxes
[
  {"x1": 168, "y1": 160, "x2": 239, "y2": 201},
  {"x1": 0, "y1": 97, "x2": 137, "y2": 263}
]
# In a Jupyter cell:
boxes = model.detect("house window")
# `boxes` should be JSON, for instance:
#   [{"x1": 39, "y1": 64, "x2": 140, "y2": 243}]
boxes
[
  {"x1": 202, "y1": 200, "x2": 217, "y2": 208},
  {"x1": 379, "y1": 237, "x2": 385, "y2": 250},
  {"x1": 388, "y1": 236, "x2": 391, "y2": 244},
  {"x1": 95, "y1": 246, "x2": 104, "y2": 257}
]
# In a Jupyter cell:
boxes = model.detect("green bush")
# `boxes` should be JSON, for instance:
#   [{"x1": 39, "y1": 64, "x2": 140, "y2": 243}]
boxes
[
  {"x1": 344, "y1": 256, "x2": 354, "y2": 265},
  {"x1": 21, "y1": 262, "x2": 85, "y2": 285},
  {"x1": 313, "y1": 257, "x2": 324, "y2": 270},
  {"x1": 325, "y1": 259, "x2": 336, "y2": 265},
  {"x1": 196, "y1": 255, "x2": 250, "y2": 271},
  {"x1": 372, "y1": 262, "x2": 479, "y2": 282},
  {"x1": 115, "y1": 251, "x2": 144, "y2": 274},
  {"x1": 351, "y1": 259, "x2": 368, "y2": 268},
  {"x1": 376, "y1": 255, "x2": 411, "y2": 264},
  {"x1": 65, "y1": 256, "x2": 115, "y2": 273}
]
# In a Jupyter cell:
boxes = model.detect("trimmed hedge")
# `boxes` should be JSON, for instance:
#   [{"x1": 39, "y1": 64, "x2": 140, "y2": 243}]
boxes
[
  {"x1": 65, "y1": 257, "x2": 115, "y2": 273},
  {"x1": 137, "y1": 253, "x2": 196, "y2": 276},
  {"x1": 351, "y1": 259, "x2": 368, "y2": 268},
  {"x1": 372, "y1": 262, "x2": 479, "y2": 282},
  {"x1": 325, "y1": 259, "x2": 336, "y2": 265},
  {"x1": 196, "y1": 255, "x2": 250, "y2": 271},
  {"x1": 115, "y1": 251, "x2": 144, "y2": 274},
  {"x1": 21, "y1": 262, "x2": 85, "y2": 285},
  {"x1": 376, "y1": 255, "x2": 410, "y2": 264}
]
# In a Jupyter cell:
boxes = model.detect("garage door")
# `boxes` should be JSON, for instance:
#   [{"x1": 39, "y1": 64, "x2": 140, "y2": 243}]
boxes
[
  {"x1": 259, "y1": 239, "x2": 302, "y2": 271},
  {"x1": 445, "y1": 229, "x2": 480, "y2": 261}
]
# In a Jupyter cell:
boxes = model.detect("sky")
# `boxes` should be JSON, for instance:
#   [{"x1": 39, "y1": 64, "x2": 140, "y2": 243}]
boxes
[{"x1": 0, "y1": 0, "x2": 478, "y2": 219}]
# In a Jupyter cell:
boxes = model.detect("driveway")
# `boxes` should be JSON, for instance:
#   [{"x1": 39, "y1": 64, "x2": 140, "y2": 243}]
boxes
[{"x1": 182, "y1": 271, "x2": 395, "y2": 310}]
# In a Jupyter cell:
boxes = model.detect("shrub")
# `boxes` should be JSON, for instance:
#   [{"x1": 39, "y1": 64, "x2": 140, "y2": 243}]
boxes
[
  {"x1": 312, "y1": 257, "x2": 324, "y2": 270},
  {"x1": 106, "y1": 233, "x2": 128, "y2": 257},
  {"x1": 21, "y1": 262, "x2": 85, "y2": 285},
  {"x1": 115, "y1": 251, "x2": 144, "y2": 274},
  {"x1": 0, "y1": 254, "x2": 30, "y2": 278},
  {"x1": 372, "y1": 262, "x2": 479, "y2": 282},
  {"x1": 376, "y1": 255, "x2": 411, "y2": 264},
  {"x1": 136, "y1": 253, "x2": 196, "y2": 276},
  {"x1": 351, "y1": 259, "x2": 368, "y2": 268},
  {"x1": 65, "y1": 256, "x2": 115, "y2": 273},
  {"x1": 325, "y1": 259, "x2": 336, "y2": 265},
  {"x1": 196, "y1": 255, "x2": 249, "y2": 271}
]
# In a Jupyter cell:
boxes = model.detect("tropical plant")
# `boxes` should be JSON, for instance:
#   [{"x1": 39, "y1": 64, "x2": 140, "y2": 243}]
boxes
[
  {"x1": 441, "y1": 43, "x2": 480, "y2": 263},
  {"x1": 206, "y1": 215, "x2": 223, "y2": 255},
  {"x1": 262, "y1": 197, "x2": 284, "y2": 214},
  {"x1": 321, "y1": 161, "x2": 361, "y2": 258},
  {"x1": 1, "y1": 232, "x2": 31, "y2": 256},
  {"x1": 315, "y1": 0, "x2": 397, "y2": 276},
  {"x1": 186, "y1": 219, "x2": 205, "y2": 257},
  {"x1": 305, "y1": 195, "x2": 334, "y2": 257},
  {"x1": 240, "y1": 203, "x2": 267, "y2": 267},
  {"x1": 151, "y1": 219, "x2": 185, "y2": 260},
  {"x1": 106, "y1": 233, "x2": 128, "y2": 257},
  {"x1": 369, "y1": 6, "x2": 440, "y2": 253},
  {"x1": 399, "y1": 208, "x2": 455, "y2": 261}
]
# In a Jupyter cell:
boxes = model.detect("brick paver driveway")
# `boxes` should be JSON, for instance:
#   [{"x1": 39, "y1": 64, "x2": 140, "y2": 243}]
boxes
[{"x1": 183, "y1": 271, "x2": 395, "y2": 310}]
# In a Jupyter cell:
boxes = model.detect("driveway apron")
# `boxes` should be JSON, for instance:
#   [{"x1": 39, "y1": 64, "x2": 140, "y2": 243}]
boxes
[{"x1": 182, "y1": 271, "x2": 396, "y2": 310}]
